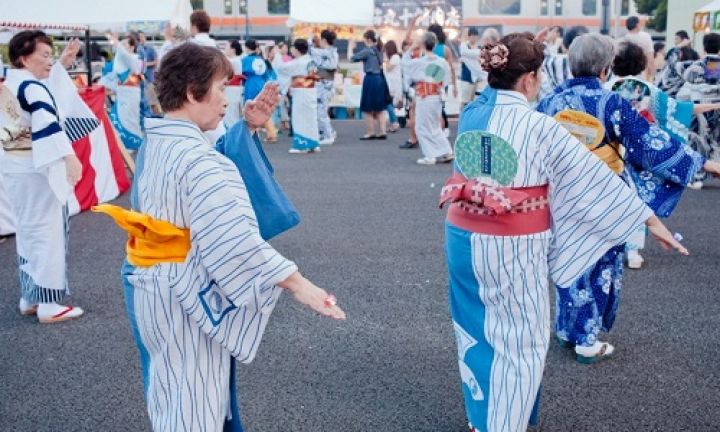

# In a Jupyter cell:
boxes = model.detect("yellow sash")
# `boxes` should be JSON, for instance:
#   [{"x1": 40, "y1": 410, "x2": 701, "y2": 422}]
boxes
[
  {"x1": 554, "y1": 110, "x2": 625, "y2": 174},
  {"x1": 92, "y1": 204, "x2": 191, "y2": 267}
]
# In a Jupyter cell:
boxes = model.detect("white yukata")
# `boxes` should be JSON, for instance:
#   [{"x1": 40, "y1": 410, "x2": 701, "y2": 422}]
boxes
[
  {"x1": 0, "y1": 81, "x2": 17, "y2": 235},
  {"x1": 446, "y1": 88, "x2": 653, "y2": 432},
  {"x1": 273, "y1": 53, "x2": 320, "y2": 151},
  {"x1": 402, "y1": 52, "x2": 453, "y2": 159},
  {"x1": 1, "y1": 69, "x2": 75, "y2": 303},
  {"x1": 121, "y1": 118, "x2": 297, "y2": 431}
]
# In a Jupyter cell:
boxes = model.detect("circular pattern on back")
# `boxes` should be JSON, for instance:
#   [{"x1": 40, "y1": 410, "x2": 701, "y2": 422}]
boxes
[
  {"x1": 454, "y1": 130, "x2": 518, "y2": 186},
  {"x1": 251, "y1": 58, "x2": 267, "y2": 75},
  {"x1": 424, "y1": 63, "x2": 445, "y2": 83}
]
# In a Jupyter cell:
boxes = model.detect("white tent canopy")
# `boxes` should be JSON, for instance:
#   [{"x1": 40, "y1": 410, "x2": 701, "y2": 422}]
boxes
[
  {"x1": 1, "y1": 0, "x2": 192, "y2": 32},
  {"x1": 289, "y1": 0, "x2": 374, "y2": 26},
  {"x1": 697, "y1": 0, "x2": 720, "y2": 12}
]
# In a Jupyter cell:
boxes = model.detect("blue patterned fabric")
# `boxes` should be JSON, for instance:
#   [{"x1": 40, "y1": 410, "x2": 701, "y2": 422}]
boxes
[
  {"x1": 538, "y1": 77, "x2": 704, "y2": 347},
  {"x1": 538, "y1": 76, "x2": 704, "y2": 218},
  {"x1": 555, "y1": 245, "x2": 624, "y2": 347}
]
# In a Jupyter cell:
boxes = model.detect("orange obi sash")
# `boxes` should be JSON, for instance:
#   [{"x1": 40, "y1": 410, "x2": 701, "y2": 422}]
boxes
[
  {"x1": 92, "y1": 204, "x2": 191, "y2": 267},
  {"x1": 416, "y1": 81, "x2": 442, "y2": 98},
  {"x1": 439, "y1": 173, "x2": 551, "y2": 236},
  {"x1": 123, "y1": 74, "x2": 144, "y2": 87},
  {"x1": 553, "y1": 110, "x2": 625, "y2": 174},
  {"x1": 291, "y1": 72, "x2": 319, "y2": 89}
]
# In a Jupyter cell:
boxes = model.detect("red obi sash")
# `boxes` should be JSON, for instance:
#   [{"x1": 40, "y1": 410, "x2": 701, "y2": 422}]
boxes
[
  {"x1": 228, "y1": 74, "x2": 245, "y2": 86},
  {"x1": 416, "y1": 81, "x2": 442, "y2": 98},
  {"x1": 439, "y1": 173, "x2": 551, "y2": 236}
]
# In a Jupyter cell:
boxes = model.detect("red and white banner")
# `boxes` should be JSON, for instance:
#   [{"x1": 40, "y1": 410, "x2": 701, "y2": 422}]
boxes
[{"x1": 70, "y1": 86, "x2": 131, "y2": 215}]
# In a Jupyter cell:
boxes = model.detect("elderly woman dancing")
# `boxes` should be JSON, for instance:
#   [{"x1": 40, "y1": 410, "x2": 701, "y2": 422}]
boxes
[
  {"x1": 2, "y1": 31, "x2": 84, "y2": 323},
  {"x1": 537, "y1": 34, "x2": 720, "y2": 363},
  {"x1": 94, "y1": 43, "x2": 345, "y2": 431},
  {"x1": 443, "y1": 33, "x2": 686, "y2": 432}
]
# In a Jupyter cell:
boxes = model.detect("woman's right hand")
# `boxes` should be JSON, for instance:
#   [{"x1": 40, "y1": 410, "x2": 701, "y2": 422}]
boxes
[
  {"x1": 64, "y1": 154, "x2": 83, "y2": 185},
  {"x1": 646, "y1": 215, "x2": 688, "y2": 255},
  {"x1": 279, "y1": 272, "x2": 346, "y2": 320}
]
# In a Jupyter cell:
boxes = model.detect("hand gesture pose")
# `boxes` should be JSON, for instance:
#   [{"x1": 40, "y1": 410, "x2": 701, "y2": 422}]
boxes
[
  {"x1": 59, "y1": 38, "x2": 82, "y2": 69},
  {"x1": 243, "y1": 82, "x2": 281, "y2": 129}
]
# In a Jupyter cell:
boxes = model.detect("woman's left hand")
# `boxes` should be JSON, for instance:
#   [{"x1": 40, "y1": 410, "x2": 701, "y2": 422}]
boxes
[
  {"x1": 59, "y1": 38, "x2": 82, "y2": 69},
  {"x1": 243, "y1": 82, "x2": 281, "y2": 129}
]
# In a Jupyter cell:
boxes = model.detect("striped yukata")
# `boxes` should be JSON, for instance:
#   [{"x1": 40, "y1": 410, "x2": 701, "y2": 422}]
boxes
[
  {"x1": 122, "y1": 118, "x2": 297, "y2": 431},
  {"x1": 537, "y1": 77, "x2": 703, "y2": 349},
  {"x1": 446, "y1": 88, "x2": 653, "y2": 431},
  {"x1": 2, "y1": 68, "x2": 75, "y2": 304}
]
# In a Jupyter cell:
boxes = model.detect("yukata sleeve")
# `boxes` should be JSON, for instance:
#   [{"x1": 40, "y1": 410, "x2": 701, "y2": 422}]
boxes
[
  {"x1": 20, "y1": 81, "x2": 74, "y2": 170},
  {"x1": 19, "y1": 80, "x2": 75, "y2": 202},
  {"x1": 114, "y1": 43, "x2": 142, "y2": 75},
  {"x1": 183, "y1": 153, "x2": 298, "y2": 356},
  {"x1": 541, "y1": 116, "x2": 653, "y2": 288},
  {"x1": 186, "y1": 155, "x2": 298, "y2": 299},
  {"x1": 616, "y1": 97, "x2": 704, "y2": 187}
]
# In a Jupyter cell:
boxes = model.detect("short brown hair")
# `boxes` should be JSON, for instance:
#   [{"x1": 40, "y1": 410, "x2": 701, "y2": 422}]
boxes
[
  {"x1": 8, "y1": 30, "x2": 53, "y2": 68},
  {"x1": 190, "y1": 10, "x2": 211, "y2": 33},
  {"x1": 484, "y1": 33, "x2": 544, "y2": 90},
  {"x1": 155, "y1": 43, "x2": 232, "y2": 112}
]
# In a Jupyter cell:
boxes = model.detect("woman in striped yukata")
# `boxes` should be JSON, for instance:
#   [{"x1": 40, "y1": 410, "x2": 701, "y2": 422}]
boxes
[
  {"x1": 441, "y1": 33, "x2": 687, "y2": 432},
  {"x1": 94, "y1": 43, "x2": 345, "y2": 432}
]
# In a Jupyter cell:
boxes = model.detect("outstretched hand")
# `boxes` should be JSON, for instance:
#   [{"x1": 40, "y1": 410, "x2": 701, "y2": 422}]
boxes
[
  {"x1": 647, "y1": 215, "x2": 689, "y2": 255},
  {"x1": 59, "y1": 38, "x2": 82, "y2": 69},
  {"x1": 279, "y1": 272, "x2": 346, "y2": 320},
  {"x1": 243, "y1": 82, "x2": 281, "y2": 129},
  {"x1": 534, "y1": 27, "x2": 550, "y2": 44}
]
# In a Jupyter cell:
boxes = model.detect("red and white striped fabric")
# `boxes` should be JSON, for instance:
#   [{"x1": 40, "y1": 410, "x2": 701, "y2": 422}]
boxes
[
  {"x1": 45, "y1": 64, "x2": 130, "y2": 215},
  {"x1": 69, "y1": 86, "x2": 131, "y2": 214}
]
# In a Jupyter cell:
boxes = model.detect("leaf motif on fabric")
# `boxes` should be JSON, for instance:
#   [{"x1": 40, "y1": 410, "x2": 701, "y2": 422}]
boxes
[
  {"x1": 454, "y1": 130, "x2": 518, "y2": 186},
  {"x1": 424, "y1": 63, "x2": 445, "y2": 83}
]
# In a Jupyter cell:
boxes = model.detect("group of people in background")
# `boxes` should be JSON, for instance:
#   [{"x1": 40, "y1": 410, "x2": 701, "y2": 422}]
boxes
[{"x1": 5, "y1": 7, "x2": 720, "y2": 432}]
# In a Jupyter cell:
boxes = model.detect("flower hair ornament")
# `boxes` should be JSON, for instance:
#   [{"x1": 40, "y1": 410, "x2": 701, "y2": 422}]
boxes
[{"x1": 481, "y1": 42, "x2": 510, "y2": 72}]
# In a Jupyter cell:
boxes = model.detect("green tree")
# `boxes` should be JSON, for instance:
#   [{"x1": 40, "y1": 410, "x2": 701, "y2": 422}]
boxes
[{"x1": 635, "y1": 0, "x2": 668, "y2": 32}]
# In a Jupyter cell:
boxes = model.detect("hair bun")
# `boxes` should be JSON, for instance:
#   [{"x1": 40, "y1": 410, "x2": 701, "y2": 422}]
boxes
[{"x1": 481, "y1": 42, "x2": 510, "y2": 72}]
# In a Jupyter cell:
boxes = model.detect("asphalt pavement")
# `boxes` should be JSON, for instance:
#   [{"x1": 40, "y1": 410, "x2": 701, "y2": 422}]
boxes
[{"x1": 1, "y1": 120, "x2": 719, "y2": 431}]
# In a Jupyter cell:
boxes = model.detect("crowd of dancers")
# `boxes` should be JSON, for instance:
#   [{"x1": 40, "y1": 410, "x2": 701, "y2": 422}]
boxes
[{"x1": 2, "y1": 9, "x2": 720, "y2": 432}]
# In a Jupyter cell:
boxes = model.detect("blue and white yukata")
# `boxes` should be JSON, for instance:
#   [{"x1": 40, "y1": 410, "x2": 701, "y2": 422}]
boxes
[
  {"x1": 537, "y1": 77, "x2": 704, "y2": 348},
  {"x1": 122, "y1": 118, "x2": 297, "y2": 431},
  {"x1": 241, "y1": 53, "x2": 270, "y2": 103},
  {"x1": 102, "y1": 42, "x2": 148, "y2": 150},
  {"x1": 273, "y1": 54, "x2": 320, "y2": 152},
  {"x1": 447, "y1": 88, "x2": 653, "y2": 432},
  {"x1": 311, "y1": 46, "x2": 339, "y2": 142},
  {"x1": 606, "y1": 75, "x2": 695, "y2": 253},
  {"x1": 1, "y1": 68, "x2": 75, "y2": 304}
]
